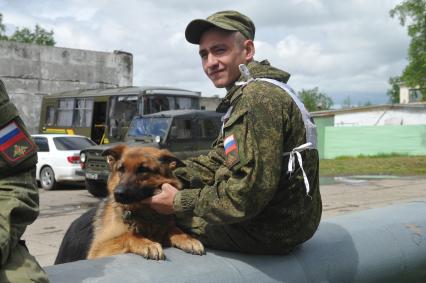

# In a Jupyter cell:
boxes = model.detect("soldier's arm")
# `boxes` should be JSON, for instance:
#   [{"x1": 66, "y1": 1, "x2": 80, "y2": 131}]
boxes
[
  {"x1": 0, "y1": 170, "x2": 40, "y2": 266},
  {"x1": 173, "y1": 148, "x2": 225, "y2": 188},
  {"x1": 174, "y1": 85, "x2": 288, "y2": 224},
  {"x1": 0, "y1": 81, "x2": 39, "y2": 266}
]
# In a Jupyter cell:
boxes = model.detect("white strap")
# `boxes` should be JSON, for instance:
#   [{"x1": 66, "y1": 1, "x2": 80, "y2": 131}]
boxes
[{"x1": 287, "y1": 142, "x2": 312, "y2": 197}]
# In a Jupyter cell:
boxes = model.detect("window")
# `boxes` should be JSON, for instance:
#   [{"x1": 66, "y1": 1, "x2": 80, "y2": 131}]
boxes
[
  {"x1": 198, "y1": 118, "x2": 221, "y2": 139},
  {"x1": 73, "y1": 98, "x2": 94, "y2": 127},
  {"x1": 175, "y1": 97, "x2": 198, "y2": 110},
  {"x1": 409, "y1": 89, "x2": 423, "y2": 102},
  {"x1": 109, "y1": 96, "x2": 139, "y2": 122},
  {"x1": 33, "y1": 137, "x2": 49, "y2": 152},
  {"x1": 53, "y1": 137, "x2": 96, "y2": 151},
  {"x1": 45, "y1": 106, "x2": 55, "y2": 126},
  {"x1": 143, "y1": 96, "x2": 200, "y2": 114},
  {"x1": 143, "y1": 96, "x2": 171, "y2": 114},
  {"x1": 127, "y1": 117, "x2": 172, "y2": 139},
  {"x1": 170, "y1": 119, "x2": 192, "y2": 139},
  {"x1": 57, "y1": 98, "x2": 74, "y2": 126}
]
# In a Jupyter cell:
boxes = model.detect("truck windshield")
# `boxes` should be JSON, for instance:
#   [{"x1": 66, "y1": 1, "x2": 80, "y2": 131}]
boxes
[{"x1": 127, "y1": 117, "x2": 172, "y2": 139}]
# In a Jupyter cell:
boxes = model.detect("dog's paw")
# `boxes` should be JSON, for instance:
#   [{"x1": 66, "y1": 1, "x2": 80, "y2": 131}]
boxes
[
  {"x1": 175, "y1": 238, "x2": 205, "y2": 256},
  {"x1": 135, "y1": 242, "x2": 165, "y2": 260}
]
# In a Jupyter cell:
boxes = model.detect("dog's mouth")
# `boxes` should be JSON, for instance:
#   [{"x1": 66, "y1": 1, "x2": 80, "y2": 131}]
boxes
[{"x1": 114, "y1": 185, "x2": 162, "y2": 205}]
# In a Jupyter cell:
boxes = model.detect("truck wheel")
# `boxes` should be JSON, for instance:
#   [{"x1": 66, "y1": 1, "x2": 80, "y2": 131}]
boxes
[
  {"x1": 85, "y1": 179, "x2": 107, "y2": 198},
  {"x1": 40, "y1": 166, "x2": 56, "y2": 190}
]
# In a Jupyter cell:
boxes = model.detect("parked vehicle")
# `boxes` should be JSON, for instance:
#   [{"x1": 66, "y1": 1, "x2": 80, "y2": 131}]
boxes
[
  {"x1": 80, "y1": 110, "x2": 223, "y2": 197},
  {"x1": 32, "y1": 134, "x2": 96, "y2": 190},
  {"x1": 39, "y1": 86, "x2": 201, "y2": 144}
]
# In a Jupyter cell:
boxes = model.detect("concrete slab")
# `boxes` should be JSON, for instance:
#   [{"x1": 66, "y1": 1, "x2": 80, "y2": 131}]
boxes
[{"x1": 22, "y1": 176, "x2": 426, "y2": 267}]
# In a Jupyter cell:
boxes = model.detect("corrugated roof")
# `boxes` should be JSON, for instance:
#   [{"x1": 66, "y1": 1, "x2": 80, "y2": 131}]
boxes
[
  {"x1": 311, "y1": 102, "x2": 426, "y2": 117},
  {"x1": 46, "y1": 86, "x2": 201, "y2": 98}
]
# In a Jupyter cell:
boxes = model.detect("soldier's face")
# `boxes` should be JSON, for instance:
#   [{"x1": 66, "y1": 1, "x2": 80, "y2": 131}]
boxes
[{"x1": 199, "y1": 29, "x2": 253, "y2": 88}]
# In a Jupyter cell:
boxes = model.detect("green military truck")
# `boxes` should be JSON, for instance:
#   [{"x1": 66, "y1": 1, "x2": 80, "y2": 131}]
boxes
[{"x1": 79, "y1": 109, "x2": 223, "y2": 197}]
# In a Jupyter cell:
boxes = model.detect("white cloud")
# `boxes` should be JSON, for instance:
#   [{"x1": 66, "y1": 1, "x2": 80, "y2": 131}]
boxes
[{"x1": 0, "y1": 0, "x2": 410, "y2": 104}]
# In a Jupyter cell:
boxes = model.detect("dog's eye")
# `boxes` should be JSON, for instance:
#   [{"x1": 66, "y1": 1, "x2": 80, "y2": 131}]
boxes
[
  {"x1": 118, "y1": 165, "x2": 125, "y2": 174},
  {"x1": 137, "y1": 165, "x2": 150, "y2": 174}
]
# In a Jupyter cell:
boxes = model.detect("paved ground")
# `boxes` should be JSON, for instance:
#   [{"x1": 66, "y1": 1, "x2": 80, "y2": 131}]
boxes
[{"x1": 22, "y1": 176, "x2": 426, "y2": 267}]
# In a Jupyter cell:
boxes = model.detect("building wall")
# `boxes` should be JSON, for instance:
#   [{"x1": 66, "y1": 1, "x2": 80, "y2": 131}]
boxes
[
  {"x1": 399, "y1": 85, "x2": 410, "y2": 104},
  {"x1": 313, "y1": 116, "x2": 334, "y2": 159},
  {"x1": 323, "y1": 125, "x2": 426, "y2": 159},
  {"x1": 0, "y1": 41, "x2": 133, "y2": 133},
  {"x1": 200, "y1": 96, "x2": 221, "y2": 111}
]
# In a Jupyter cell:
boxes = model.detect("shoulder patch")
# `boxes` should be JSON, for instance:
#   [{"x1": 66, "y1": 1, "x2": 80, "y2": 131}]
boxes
[
  {"x1": 0, "y1": 121, "x2": 36, "y2": 166},
  {"x1": 224, "y1": 134, "x2": 240, "y2": 168}
]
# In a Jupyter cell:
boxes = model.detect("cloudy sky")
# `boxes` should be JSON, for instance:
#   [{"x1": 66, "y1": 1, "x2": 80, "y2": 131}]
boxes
[{"x1": 0, "y1": 0, "x2": 409, "y2": 107}]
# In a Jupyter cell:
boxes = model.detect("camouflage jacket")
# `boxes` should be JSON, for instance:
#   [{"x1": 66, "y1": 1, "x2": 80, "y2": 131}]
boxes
[
  {"x1": 0, "y1": 80, "x2": 40, "y2": 267},
  {"x1": 173, "y1": 60, "x2": 322, "y2": 252}
]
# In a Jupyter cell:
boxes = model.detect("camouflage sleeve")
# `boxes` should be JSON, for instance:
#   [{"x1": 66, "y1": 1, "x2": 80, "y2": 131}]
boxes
[
  {"x1": 0, "y1": 170, "x2": 40, "y2": 267},
  {"x1": 0, "y1": 80, "x2": 39, "y2": 267},
  {"x1": 173, "y1": 147, "x2": 225, "y2": 188},
  {"x1": 174, "y1": 82, "x2": 288, "y2": 224}
]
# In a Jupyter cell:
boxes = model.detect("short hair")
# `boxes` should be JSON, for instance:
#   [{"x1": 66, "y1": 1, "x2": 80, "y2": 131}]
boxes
[{"x1": 234, "y1": 31, "x2": 248, "y2": 49}]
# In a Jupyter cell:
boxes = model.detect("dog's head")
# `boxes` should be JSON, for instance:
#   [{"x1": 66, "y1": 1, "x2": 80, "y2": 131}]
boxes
[{"x1": 102, "y1": 145, "x2": 184, "y2": 205}]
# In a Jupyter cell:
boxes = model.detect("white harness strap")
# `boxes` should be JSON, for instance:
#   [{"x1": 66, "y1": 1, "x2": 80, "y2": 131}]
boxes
[
  {"x1": 234, "y1": 65, "x2": 318, "y2": 196},
  {"x1": 287, "y1": 142, "x2": 313, "y2": 196}
]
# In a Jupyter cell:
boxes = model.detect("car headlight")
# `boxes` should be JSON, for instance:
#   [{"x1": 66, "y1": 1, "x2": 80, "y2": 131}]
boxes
[{"x1": 80, "y1": 152, "x2": 86, "y2": 163}]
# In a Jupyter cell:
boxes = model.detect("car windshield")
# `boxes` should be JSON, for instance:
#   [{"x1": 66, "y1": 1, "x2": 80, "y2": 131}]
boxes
[
  {"x1": 53, "y1": 137, "x2": 96, "y2": 150},
  {"x1": 127, "y1": 117, "x2": 172, "y2": 139}
]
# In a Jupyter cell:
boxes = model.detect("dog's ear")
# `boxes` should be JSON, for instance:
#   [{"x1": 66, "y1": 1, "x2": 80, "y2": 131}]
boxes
[
  {"x1": 158, "y1": 149, "x2": 185, "y2": 170},
  {"x1": 102, "y1": 144, "x2": 127, "y2": 167}
]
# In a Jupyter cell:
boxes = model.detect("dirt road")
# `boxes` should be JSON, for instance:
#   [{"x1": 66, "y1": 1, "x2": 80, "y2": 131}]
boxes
[{"x1": 22, "y1": 176, "x2": 426, "y2": 267}]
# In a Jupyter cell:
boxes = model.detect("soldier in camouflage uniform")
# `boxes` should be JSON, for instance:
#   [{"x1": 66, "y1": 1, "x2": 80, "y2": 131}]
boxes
[
  {"x1": 143, "y1": 10, "x2": 322, "y2": 254},
  {"x1": 0, "y1": 80, "x2": 49, "y2": 282}
]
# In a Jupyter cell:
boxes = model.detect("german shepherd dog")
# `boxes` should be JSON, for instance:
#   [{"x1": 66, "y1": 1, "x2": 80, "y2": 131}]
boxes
[{"x1": 87, "y1": 144, "x2": 204, "y2": 260}]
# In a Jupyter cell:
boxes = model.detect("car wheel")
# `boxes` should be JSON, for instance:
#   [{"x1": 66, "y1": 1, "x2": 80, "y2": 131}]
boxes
[
  {"x1": 85, "y1": 179, "x2": 107, "y2": 198},
  {"x1": 40, "y1": 166, "x2": 56, "y2": 190}
]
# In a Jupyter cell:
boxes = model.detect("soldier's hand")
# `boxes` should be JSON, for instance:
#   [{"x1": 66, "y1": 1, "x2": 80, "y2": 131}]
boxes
[{"x1": 142, "y1": 183, "x2": 177, "y2": 215}]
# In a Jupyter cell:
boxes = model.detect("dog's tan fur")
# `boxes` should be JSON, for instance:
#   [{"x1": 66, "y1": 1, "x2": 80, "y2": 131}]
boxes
[{"x1": 87, "y1": 145, "x2": 204, "y2": 260}]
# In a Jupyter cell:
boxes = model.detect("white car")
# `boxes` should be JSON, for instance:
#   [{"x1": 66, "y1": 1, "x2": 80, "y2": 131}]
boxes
[{"x1": 31, "y1": 134, "x2": 96, "y2": 190}]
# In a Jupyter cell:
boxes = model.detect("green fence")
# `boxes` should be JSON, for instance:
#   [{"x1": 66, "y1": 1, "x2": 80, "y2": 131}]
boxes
[{"x1": 323, "y1": 125, "x2": 426, "y2": 159}]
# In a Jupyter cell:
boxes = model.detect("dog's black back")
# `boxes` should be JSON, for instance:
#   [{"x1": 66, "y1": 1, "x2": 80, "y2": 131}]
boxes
[{"x1": 54, "y1": 207, "x2": 96, "y2": 264}]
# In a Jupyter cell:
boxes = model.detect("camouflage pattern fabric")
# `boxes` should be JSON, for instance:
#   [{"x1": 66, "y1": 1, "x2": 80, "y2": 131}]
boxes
[
  {"x1": 173, "y1": 60, "x2": 322, "y2": 254},
  {"x1": 0, "y1": 80, "x2": 49, "y2": 282}
]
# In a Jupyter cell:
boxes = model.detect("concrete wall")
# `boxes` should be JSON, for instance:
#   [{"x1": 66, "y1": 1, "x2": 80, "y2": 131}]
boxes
[{"x1": 0, "y1": 41, "x2": 133, "y2": 133}]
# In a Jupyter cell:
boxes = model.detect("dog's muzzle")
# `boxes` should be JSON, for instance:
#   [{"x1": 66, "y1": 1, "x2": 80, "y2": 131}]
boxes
[{"x1": 114, "y1": 185, "x2": 157, "y2": 204}]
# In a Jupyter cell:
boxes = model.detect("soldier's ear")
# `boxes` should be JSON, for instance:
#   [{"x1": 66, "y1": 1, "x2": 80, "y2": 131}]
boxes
[
  {"x1": 158, "y1": 149, "x2": 185, "y2": 170},
  {"x1": 102, "y1": 144, "x2": 127, "y2": 168}
]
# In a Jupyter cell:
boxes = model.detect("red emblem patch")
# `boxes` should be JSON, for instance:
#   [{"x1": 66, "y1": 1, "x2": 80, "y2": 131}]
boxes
[{"x1": 0, "y1": 121, "x2": 35, "y2": 166}]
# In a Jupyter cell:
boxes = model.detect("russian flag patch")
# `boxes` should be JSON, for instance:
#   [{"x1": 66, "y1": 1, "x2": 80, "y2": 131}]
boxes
[
  {"x1": 0, "y1": 121, "x2": 35, "y2": 165},
  {"x1": 224, "y1": 134, "x2": 239, "y2": 167}
]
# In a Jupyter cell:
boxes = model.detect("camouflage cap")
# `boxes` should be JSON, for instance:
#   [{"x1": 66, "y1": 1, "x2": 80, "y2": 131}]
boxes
[{"x1": 185, "y1": 10, "x2": 255, "y2": 44}]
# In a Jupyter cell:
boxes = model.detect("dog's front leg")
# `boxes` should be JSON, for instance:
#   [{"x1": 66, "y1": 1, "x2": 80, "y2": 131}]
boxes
[
  {"x1": 88, "y1": 232, "x2": 165, "y2": 260},
  {"x1": 167, "y1": 227, "x2": 205, "y2": 255}
]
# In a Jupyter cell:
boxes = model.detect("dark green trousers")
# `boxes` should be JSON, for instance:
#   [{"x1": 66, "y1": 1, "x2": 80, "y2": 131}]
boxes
[{"x1": 0, "y1": 243, "x2": 49, "y2": 283}]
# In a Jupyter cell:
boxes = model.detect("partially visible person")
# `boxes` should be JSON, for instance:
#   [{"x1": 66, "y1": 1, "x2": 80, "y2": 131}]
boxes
[
  {"x1": 0, "y1": 79, "x2": 49, "y2": 283},
  {"x1": 143, "y1": 10, "x2": 322, "y2": 254}
]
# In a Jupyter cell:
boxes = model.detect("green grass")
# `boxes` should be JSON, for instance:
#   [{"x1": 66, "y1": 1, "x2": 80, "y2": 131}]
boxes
[{"x1": 320, "y1": 155, "x2": 426, "y2": 176}]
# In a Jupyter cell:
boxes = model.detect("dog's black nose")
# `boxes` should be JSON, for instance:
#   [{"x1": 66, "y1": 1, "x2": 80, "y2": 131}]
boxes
[
  {"x1": 114, "y1": 185, "x2": 134, "y2": 204},
  {"x1": 114, "y1": 185, "x2": 156, "y2": 204}
]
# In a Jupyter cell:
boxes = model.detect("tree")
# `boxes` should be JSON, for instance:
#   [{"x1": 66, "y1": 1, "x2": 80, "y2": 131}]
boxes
[
  {"x1": 390, "y1": 0, "x2": 426, "y2": 100},
  {"x1": 0, "y1": 13, "x2": 55, "y2": 46},
  {"x1": 342, "y1": 96, "x2": 352, "y2": 109},
  {"x1": 387, "y1": 76, "x2": 401, "y2": 103},
  {"x1": 0, "y1": 14, "x2": 7, "y2": 41},
  {"x1": 297, "y1": 87, "x2": 333, "y2": 112}
]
